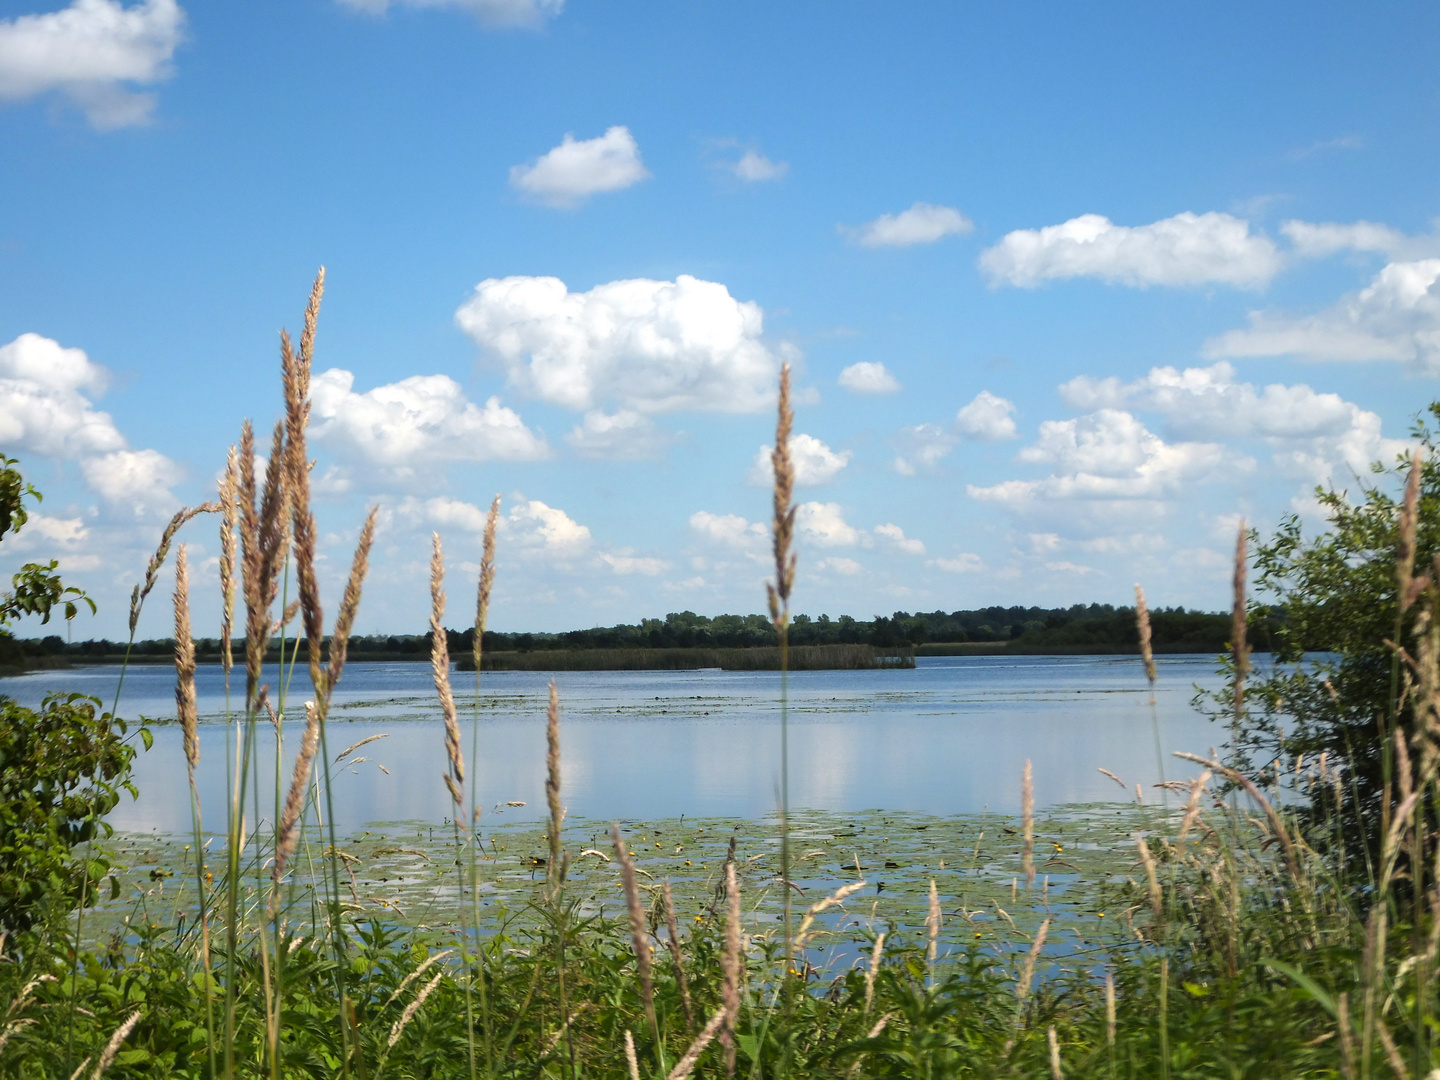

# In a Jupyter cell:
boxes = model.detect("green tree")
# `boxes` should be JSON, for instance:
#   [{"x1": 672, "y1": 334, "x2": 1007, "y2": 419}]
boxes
[
  {"x1": 0, "y1": 456, "x2": 140, "y2": 933},
  {"x1": 1238, "y1": 403, "x2": 1440, "y2": 855}
]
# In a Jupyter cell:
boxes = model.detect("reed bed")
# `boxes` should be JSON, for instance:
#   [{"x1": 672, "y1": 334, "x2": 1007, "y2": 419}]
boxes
[
  {"x1": 4, "y1": 277, "x2": 1440, "y2": 1079},
  {"x1": 460, "y1": 643, "x2": 913, "y2": 671}
]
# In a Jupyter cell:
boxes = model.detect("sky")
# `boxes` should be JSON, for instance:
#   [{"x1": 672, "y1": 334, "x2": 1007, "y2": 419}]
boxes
[{"x1": 3, "y1": 0, "x2": 1440, "y2": 640}]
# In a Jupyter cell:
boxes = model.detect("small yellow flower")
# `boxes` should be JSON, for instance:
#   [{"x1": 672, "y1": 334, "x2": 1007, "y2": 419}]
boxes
[{"x1": 1098, "y1": 912, "x2": 1106, "y2": 918}]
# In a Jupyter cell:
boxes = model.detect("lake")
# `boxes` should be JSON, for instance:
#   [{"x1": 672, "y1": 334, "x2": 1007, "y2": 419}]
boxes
[{"x1": 0, "y1": 654, "x2": 1229, "y2": 835}]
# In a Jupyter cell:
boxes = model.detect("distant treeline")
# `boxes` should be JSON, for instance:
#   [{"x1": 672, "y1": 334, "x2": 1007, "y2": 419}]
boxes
[{"x1": 0, "y1": 602, "x2": 1277, "y2": 672}]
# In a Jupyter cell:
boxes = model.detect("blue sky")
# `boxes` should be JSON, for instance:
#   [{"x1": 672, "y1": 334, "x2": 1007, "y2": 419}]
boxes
[{"x1": 3, "y1": 0, "x2": 1440, "y2": 639}]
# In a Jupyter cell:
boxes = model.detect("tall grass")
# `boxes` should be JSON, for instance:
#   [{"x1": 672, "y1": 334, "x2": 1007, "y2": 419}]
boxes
[{"x1": 8, "y1": 278, "x2": 1440, "y2": 1078}]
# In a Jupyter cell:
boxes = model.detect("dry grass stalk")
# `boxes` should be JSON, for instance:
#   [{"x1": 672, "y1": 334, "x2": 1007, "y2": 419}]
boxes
[
  {"x1": 387, "y1": 971, "x2": 443, "y2": 1048},
  {"x1": 926, "y1": 879, "x2": 941, "y2": 975},
  {"x1": 721, "y1": 861, "x2": 741, "y2": 1077},
  {"x1": 429, "y1": 534, "x2": 464, "y2": 813},
  {"x1": 474, "y1": 494, "x2": 500, "y2": 673},
  {"x1": 1134, "y1": 584, "x2": 1157, "y2": 694},
  {"x1": 1232, "y1": 520, "x2": 1250, "y2": 715},
  {"x1": 1104, "y1": 969, "x2": 1116, "y2": 1047},
  {"x1": 1337, "y1": 991, "x2": 1355, "y2": 1080},
  {"x1": 1173, "y1": 751, "x2": 1301, "y2": 880},
  {"x1": 1097, "y1": 768, "x2": 1126, "y2": 789},
  {"x1": 663, "y1": 880, "x2": 695, "y2": 1030},
  {"x1": 383, "y1": 949, "x2": 455, "y2": 1007},
  {"x1": 1362, "y1": 906, "x2": 1387, "y2": 1066},
  {"x1": 611, "y1": 824, "x2": 657, "y2": 1035},
  {"x1": 795, "y1": 880, "x2": 867, "y2": 951},
  {"x1": 172, "y1": 545, "x2": 198, "y2": 771},
  {"x1": 624, "y1": 1029, "x2": 640, "y2": 1080},
  {"x1": 765, "y1": 363, "x2": 796, "y2": 632},
  {"x1": 666, "y1": 1006, "x2": 728, "y2": 1080},
  {"x1": 1016, "y1": 918, "x2": 1050, "y2": 1006},
  {"x1": 1375, "y1": 1018, "x2": 1410, "y2": 1080},
  {"x1": 240, "y1": 420, "x2": 291, "y2": 710},
  {"x1": 271, "y1": 700, "x2": 321, "y2": 902},
  {"x1": 1047, "y1": 1025, "x2": 1063, "y2": 1080},
  {"x1": 336, "y1": 733, "x2": 388, "y2": 763},
  {"x1": 89, "y1": 1010, "x2": 141, "y2": 1080},
  {"x1": 1399, "y1": 448, "x2": 1424, "y2": 611},
  {"x1": 1395, "y1": 727, "x2": 1414, "y2": 805},
  {"x1": 129, "y1": 502, "x2": 220, "y2": 636},
  {"x1": 864, "y1": 932, "x2": 885, "y2": 1014},
  {"x1": 282, "y1": 324, "x2": 324, "y2": 698},
  {"x1": 218, "y1": 446, "x2": 238, "y2": 677},
  {"x1": 327, "y1": 507, "x2": 377, "y2": 692},
  {"x1": 545, "y1": 681, "x2": 564, "y2": 891},
  {"x1": 1136, "y1": 836, "x2": 1162, "y2": 921},
  {"x1": 1178, "y1": 770, "x2": 1213, "y2": 841},
  {"x1": 1022, "y1": 759, "x2": 1035, "y2": 888}
]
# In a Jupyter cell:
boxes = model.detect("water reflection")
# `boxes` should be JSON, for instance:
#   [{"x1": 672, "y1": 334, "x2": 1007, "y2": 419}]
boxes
[{"x1": 1, "y1": 655, "x2": 1228, "y2": 833}]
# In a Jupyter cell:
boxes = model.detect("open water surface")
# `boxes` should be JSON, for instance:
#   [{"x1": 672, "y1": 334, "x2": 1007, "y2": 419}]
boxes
[{"x1": 2, "y1": 654, "x2": 1229, "y2": 834}]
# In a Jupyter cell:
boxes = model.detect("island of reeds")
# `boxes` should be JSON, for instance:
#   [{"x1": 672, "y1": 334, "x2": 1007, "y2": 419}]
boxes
[{"x1": 1, "y1": 274, "x2": 1439, "y2": 1078}]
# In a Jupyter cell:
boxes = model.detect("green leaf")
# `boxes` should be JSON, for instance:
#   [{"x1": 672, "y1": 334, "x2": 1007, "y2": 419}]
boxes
[
  {"x1": 139, "y1": 727, "x2": 154, "y2": 752},
  {"x1": 1261, "y1": 958, "x2": 1337, "y2": 1018}
]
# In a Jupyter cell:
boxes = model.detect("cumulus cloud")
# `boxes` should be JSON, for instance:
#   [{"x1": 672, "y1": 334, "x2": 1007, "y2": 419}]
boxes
[
  {"x1": 891, "y1": 423, "x2": 956, "y2": 476},
  {"x1": 750, "y1": 433, "x2": 850, "y2": 487},
  {"x1": 980, "y1": 211, "x2": 1281, "y2": 289},
  {"x1": 309, "y1": 367, "x2": 547, "y2": 473},
  {"x1": 931, "y1": 553, "x2": 984, "y2": 573},
  {"x1": 845, "y1": 202, "x2": 972, "y2": 248},
  {"x1": 0, "y1": 0, "x2": 185, "y2": 129},
  {"x1": 874, "y1": 523, "x2": 924, "y2": 555},
  {"x1": 731, "y1": 149, "x2": 787, "y2": 182},
  {"x1": 816, "y1": 557, "x2": 861, "y2": 575},
  {"x1": 838, "y1": 361, "x2": 900, "y2": 394},
  {"x1": 600, "y1": 550, "x2": 668, "y2": 575},
  {"x1": 968, "y1": 410, "x2": 1232, "y2": 507},
  {"x1": 1205, "y1": 259, "x2": 1440, "y2": 372},
  {"x1": 795, "y1": 501, "x2": 860, "y2": 547},
  {"x1": 336, "y1": 0, "x2": 562, "y2": 27},
  {"x1": 80, "y1": 448, "x2": 182, "y2": 515},
  {"x1": 0, "y1": 332, "x2": 181, "y2": 512},
  {"x1": 955, "y1": 390, "x2": 1018, "y2": 441},
  {"x1": 0, "y1": 333, "x2": 124, "y2": 457},
  {"x1": 456, "y1": 274, "x2": 785, "y2": 414},
  {"x1": 689, "y1": 510, "x2": 765, "y2": 549},
  {"x1": 564, "y1": 409, "x2": 671, "y2": 460},
  {"x1": 1060, "y1": 360, "x2": 1408, "y2": 488},
  {"x1": 1279, "y1": 219, "x2": 1440, "y2": 260},
  {"x1": 508, "y1": 126, "x2": 649, "y2": 207},
  {"x1": 503, "y1": 498, "x2": 589, "y2": 555}
]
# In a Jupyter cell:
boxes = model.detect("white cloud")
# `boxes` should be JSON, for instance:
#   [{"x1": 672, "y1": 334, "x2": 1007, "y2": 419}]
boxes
[
  {"x1": 980, "y1": 211, "x2": 1281, "y2": 289},
  {"x1": 456, "y1": 274, "x2": 785, "y2": 414},
  {"x1": 5, "y1": 512, "x2": 88, "y2": 552},
  {"x1": 309, "y1": 367, "x2": 547, "y2": 472},
  {"x1": 688, "y1": 511, "x2": 765, "y2": 549},
  {"x1": 0, "y1": 0, "x2": 184, "y2": 129},
  {"x1": 816, "y1": 556, "x2": 861, "y2": 575},
  {"x1": 600, "y1": 550, "x2": 668, "y2": 575},
  {"x1": 1279, "y1": 219, "x2": 1440, "y2": 260},
  {"x1": 750, "y1": 433, "x2": 850, "y2": 487},
  {"x1": 503, "y1": 498, "x2": 590, "y2": 555},
  {"x1": 420, "y1": 495, "x2": 493, "y2": 533},
  {"x1": 968, "y1": 410, "x2": 1232, "y2": 507},
  {"x1": 845, "y1": 202, "x2": 972, "y2": 248},
  {"x1": 731, "y1": 149, "x2": 787, "y2": 182},
  {"x1": 564, "y1": 409, "x2": 671, "y2": 460},
  {"x1": 1205, "y1": 259, "x2": 1440, "y2": 372},
  {"x1": 795, "y1": 502, "x2": 860, "y2": 547},
  {"x1": 955, "y1": 390, "x2": 1018, "y2": 441},
  {"x1": 80, "y1": 448, "x2": 182, "y2": 515},
  {"x1": 874, "y1": 523, "x2": 924, "y2": 555},
  {"x1": 838, "y1": 361, "x2": 900, "y2": 394},
  {"x1": 508, "y1": 126, "x2": 649, "y2": 207},
  {"x1": 0, "y1": 333, "x2": 125, "y2": 457},
  {"x1": 1045, "y1": 560, "x2": 1095, "y2": 575},
  {"x1": 931, "y1": 553, "x2": 984, "y2": 573},
  {"x1": 336, "y1": 0, "x2": 562, "y2": 28},
  {"x1": 892, "y1": 422, "x2": 956, "y2": 475}
]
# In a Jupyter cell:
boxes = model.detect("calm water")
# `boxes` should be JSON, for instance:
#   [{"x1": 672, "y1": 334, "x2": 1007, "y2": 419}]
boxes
[{"x1": 1, "y1": 655, "x2": 1229, "y2": 833}]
